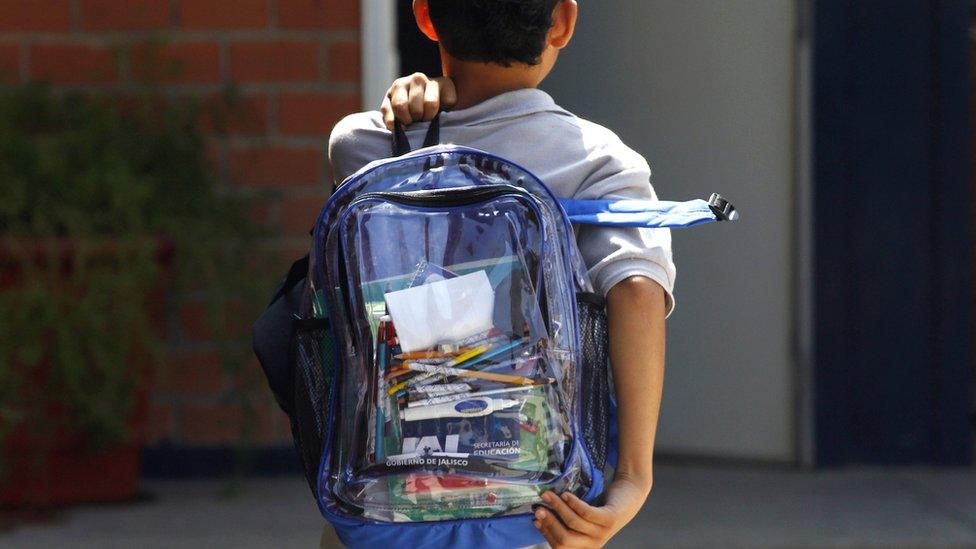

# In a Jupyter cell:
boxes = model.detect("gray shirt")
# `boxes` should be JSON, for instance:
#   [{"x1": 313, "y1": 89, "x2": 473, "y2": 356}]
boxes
[{"x1": 328, "y1": 88, "x2": 676, "y2": 314}]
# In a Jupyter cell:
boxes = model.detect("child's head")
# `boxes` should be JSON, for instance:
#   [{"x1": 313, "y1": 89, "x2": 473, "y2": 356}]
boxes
[{"x1": 413, "y1": 0, "x2": 577, "y2": 82}]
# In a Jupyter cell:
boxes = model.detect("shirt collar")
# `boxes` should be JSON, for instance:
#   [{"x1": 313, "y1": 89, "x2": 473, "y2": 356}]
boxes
[{"x1": 441, "y1": 88, "x2": 567, "y2": 125}]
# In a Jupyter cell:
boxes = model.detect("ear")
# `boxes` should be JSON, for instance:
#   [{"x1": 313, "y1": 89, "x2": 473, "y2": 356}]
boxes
[
  {"x1": 548, "y1": 0, "x2": 578, "y2": 49},
  {"x1": 413, "y1": 0, "x2": 439, "y2": 42}
]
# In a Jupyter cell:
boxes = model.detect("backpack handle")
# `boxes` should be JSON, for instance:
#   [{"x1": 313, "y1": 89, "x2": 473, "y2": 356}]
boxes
[{"x1": 392, "y1": 113, "x2": 441, "y2": 157}]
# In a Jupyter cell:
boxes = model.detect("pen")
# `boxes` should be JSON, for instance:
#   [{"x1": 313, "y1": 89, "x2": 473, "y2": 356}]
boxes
[
  {"x1": 408, "y1": 383, "x2": 473, "y2": 398},
  {"x1": 406, "y1": 381, "x2": 552, "y2": 408},
  {"x1": 401, "y1": 397, "x2": 521, "y2": 422}
]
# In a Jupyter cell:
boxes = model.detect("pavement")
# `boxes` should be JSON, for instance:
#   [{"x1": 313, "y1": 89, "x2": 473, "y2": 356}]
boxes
[{"x1": 3, "y1": 464, "x2": 976, "y2": 548}]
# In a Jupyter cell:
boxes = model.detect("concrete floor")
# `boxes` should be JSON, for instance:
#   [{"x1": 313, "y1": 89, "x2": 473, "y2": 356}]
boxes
[{"x1": 3, "y1": 465, "x2": 976, "y2": 548}]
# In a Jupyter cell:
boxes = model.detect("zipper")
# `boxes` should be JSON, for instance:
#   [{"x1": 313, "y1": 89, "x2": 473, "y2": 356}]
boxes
[{"x1": 355, "y1": 184, "x2": 530, "y2": 208}]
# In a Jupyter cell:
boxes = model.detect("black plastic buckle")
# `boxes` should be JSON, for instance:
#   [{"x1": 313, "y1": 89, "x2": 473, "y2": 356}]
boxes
[{"x1": 708, "y1": 193, "x2": 738, "y2": 221}]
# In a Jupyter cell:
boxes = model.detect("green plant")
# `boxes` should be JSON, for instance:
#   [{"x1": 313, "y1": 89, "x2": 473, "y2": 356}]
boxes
[{"x1": 0, "y1": 81, "x2": 270, "y2": 464}]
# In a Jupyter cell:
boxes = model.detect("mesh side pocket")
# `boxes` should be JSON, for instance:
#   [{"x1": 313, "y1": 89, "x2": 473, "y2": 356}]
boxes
[
  {"x1": 577, "y1": 292, "x2": 610, "y2": 472},
  {"x1": 291, "y1": 325, "x2": 335, "y2": 493}
]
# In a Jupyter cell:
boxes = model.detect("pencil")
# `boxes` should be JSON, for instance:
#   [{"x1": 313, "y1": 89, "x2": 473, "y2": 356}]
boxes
[{"x1": 406, "y1": 381, "x2": 553, "y2": 407}]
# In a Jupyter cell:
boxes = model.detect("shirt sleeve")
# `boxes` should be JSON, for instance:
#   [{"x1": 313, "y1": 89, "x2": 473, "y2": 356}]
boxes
[
  {"x1": 572, "y1": 137, "x2": 676, "y2": 316},
  {"x1": 328, "y1": 111, "x2": 390, "y2": 186}
]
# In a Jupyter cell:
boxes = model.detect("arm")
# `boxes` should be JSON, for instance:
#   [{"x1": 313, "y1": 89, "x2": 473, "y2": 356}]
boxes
[
  {"x1": 606, "y1": 275, "x2": 665, "y2": 497},
  {"x1": 533, "y1": 275, "x2": 665, "y2": 548}
]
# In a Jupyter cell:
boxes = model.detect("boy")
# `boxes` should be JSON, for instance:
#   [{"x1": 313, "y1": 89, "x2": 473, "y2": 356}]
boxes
[{"x1": 328, "y1": 2, "x2": 672, "y2": 547}]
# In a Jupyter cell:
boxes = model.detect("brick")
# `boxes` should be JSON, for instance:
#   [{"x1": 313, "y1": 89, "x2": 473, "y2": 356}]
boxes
[
  {"x1": 279, "y1": 192, "x2": 328, "y2": 235},
  {"x1": 204, "y1": 94, "x2": 269, "y2": 135},
  {"x1": 180, "y1": 402, "x2": 242, "y2": 444},
  {"x1": 230, "y1": 41, "x2": 318, "y2": 83},
  {"x1": 327, "y1": 41, "x2": 360, "y2": 83},
  {"x1": 80, "y1": 0, "x2": 169, "y2": 31},
  {"x1": 29, "y1": 43, "x2": 119, "y2": 84},
  {"x1": 156, "y1": 351, "x2": 225, "y2": 394},
  {"x1": 231, "y1": 355, "x2": 267, "y2": 393},
  {"x1": 179, "y1": 400, "x2": 285, "y2": 445},
  {"x1": 178, "y1": 301, "x2": 213, "y2": 341},
  {"x1": 248, "y1": 245, "x2": 312, "y2": 277},
  {"x1": 178, "y1": 0, "x2": 267, "y2": 29},
  {"x1": 248, "y1": 399, "x2": 289, "y2": 444},
  {"x1": 206, "y1": 143, "x2": 225, "y2": 179},
  {"x1": 146, "y1": 402, "x2": 174, "y2": 444},
  {"x1": 0, "y1": 0, "x2": 71, "y2": 32},
  {"x1": 278, "y1": 92, "x2": 359, "y2": 135},
  {"x1": 229, "y1": 147, "x2": 323, "y2": 187},
  {"x1": 275, "y1": 242, "x2": 318, "y2": 265},
  {"x1": 178, "y1": 300, "x2": 251, "y2": 341},
  {"x1": 0, "y1": 44, "x2": 20, "y2": 82},
  {"x1": 278, "y1": 0, "x2": 359, "y2": 29},
  {"x1": 132, "y1": 42, "x2": 221, "y2": 84},
  {"x1": 248, "y1": 199, "x2": 273, "y2": 228}
]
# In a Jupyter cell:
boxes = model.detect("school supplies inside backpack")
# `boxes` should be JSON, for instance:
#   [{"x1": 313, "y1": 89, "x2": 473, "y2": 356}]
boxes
[{"x1": 252, "y1": 117, "x2": 737, "y2": 548}]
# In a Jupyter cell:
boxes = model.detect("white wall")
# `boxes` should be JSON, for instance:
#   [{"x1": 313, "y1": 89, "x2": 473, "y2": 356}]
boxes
[
  {"x1": 360, "y1": 0, "x2": 398, "y2": 110},
  {"x1": 544, "y1": 0, "x2": 798, "y2": 460}
]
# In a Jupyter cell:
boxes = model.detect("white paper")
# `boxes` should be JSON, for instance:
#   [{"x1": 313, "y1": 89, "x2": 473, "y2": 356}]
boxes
[{"x1": 385, "y1": 270, "x2": 495, "y2": 353}]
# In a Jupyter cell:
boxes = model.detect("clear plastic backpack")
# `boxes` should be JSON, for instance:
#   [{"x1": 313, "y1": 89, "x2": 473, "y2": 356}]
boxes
[{"x1": 253, "y1": 118, "x2": 737, "y2": 548}]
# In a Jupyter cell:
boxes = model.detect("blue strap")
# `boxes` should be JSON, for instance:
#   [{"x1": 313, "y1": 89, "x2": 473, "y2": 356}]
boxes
[{"x1": 557, "y1": 197, "x2": 734, "y2": 228}]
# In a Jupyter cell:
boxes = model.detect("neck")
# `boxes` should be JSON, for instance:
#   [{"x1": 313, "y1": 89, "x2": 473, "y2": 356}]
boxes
[{"x1": 442, "y1": 55, "x2": 544, "y2": 110}]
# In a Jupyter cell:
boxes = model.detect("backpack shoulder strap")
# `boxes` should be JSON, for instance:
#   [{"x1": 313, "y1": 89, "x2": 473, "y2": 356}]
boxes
[{"x1": 268, "y1": 253, "x2": 309, "y2": 306}]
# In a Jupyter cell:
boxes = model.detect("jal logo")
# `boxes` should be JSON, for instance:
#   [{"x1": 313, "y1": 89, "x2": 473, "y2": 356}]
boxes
[
  {"x1": 402, "y1": 434, "x2": 461, "y2": 455},
  {"x1": 454, "y1": 400, "x2": 488, "y2": 415}
]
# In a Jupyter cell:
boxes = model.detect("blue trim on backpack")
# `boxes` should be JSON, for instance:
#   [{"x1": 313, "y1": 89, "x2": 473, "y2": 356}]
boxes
[
  {"x1": 327, "y1": 509, "x2": 546, "y2": 548},
  {"x1": 558, "y1": 198, "x2": 721, "y2": 228}
]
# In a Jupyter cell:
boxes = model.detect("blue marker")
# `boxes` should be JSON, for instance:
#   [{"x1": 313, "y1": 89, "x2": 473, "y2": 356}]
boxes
[{"x1": 453, "y1": 338, "x2": 528, "y2": 370}]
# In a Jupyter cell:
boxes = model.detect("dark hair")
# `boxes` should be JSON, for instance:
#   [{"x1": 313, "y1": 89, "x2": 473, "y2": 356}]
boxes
[{"x1": 427, "y1": 0, "x2": 561, "y2": 67}]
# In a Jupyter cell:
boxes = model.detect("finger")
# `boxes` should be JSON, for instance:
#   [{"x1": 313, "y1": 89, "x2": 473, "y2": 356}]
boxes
[
  {"x1": 561, "y1": 492, "x2": 615, "y2": 527},
  {"x1": 422, "y1": 79, "x2": 440, "y2": 120},
  {"x1": 407, "y1": 79, "x2": 426, "y2": 121},
  {"x1": 535, "y1": 506, "x2": 571, "y2": 548},
  {"x1": 380, "y1": 95, "x2": 395, "y2": 130},
  {"x1": 434, "y1": 76, "x2": 458, "y2": 110},
  {"x1": 533, "y1": 520, "x2": 552, "y2": 546},
  {"x1": 390, "y1": 82, "x2": 412, "y2": 125},
  {"x1": 541, "y1": 492, "x2": 600, "y2": 536}
]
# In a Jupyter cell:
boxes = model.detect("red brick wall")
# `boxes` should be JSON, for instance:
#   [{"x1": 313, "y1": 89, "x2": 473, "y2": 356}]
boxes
[{"x1": 0, "y1": 0, "x2": 362, "y2": 448}]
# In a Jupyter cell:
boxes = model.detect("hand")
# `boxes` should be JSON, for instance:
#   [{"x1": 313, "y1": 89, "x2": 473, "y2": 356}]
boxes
[
  {"x1": 533, "y1": 478, "x2": 650, "y2": 548},
  {"x1": 380, "y1": 73, "x2": 457, "y2": 130}
]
